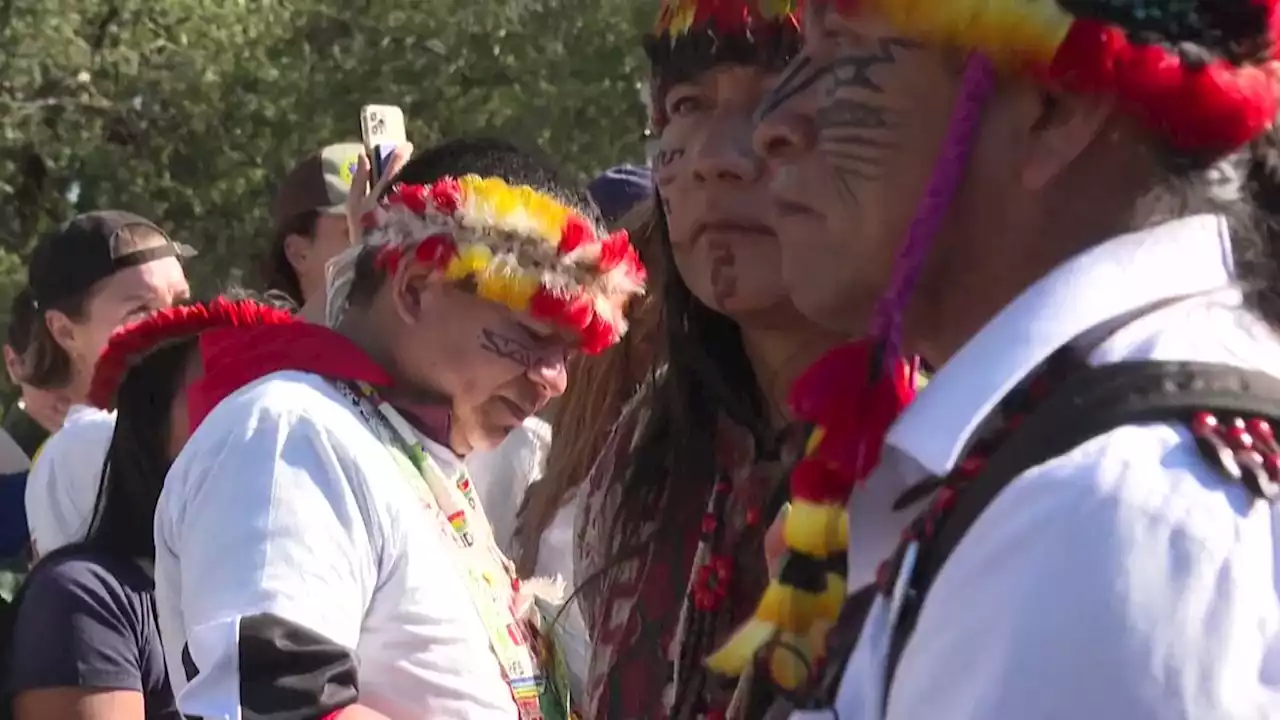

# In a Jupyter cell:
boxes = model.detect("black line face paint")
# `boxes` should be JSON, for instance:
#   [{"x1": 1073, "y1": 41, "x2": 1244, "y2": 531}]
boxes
[
  {"x1": 654, "y1": 148, "x2": 686, "y2": 169},
  {"x1": 810, "y1": 37, "x2": 921, "y2": 204},
  {"x1": 479, "y1": 327, "x2": 536, "y2": 370},
  {"x1": 757, "y1": 55, "x2": 826, "y2": 122},
  {"x1": 816, "y1": 97, "x2": 896, "y2": 201},
  {"x1": 654, "y1": 142, "x2": 686, "y2": 198}
]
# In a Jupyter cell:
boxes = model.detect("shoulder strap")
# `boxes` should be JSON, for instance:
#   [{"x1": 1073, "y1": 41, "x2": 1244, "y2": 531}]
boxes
[{"x1": 881, "y1": 360, "x2": 1280, "y2": 706}]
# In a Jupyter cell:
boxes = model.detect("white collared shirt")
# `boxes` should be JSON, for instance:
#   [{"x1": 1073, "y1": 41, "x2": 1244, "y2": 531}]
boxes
[{"x1": 809, "y1": 215, "x2": 1280, "y2": 719}]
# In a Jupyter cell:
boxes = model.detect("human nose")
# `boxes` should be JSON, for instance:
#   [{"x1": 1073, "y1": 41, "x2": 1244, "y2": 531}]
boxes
[
  {"x1": 692, "y1": 112, "x2": 763, "y2": 185},
  {"x1": 527, "y1": 351, "x2": 568, "y2": 399},
  {"x1": 747, "y1": 55, "x2": 819, "y2": 162},
  {"x1": 753, "y1": 100, "x2": 814, "y2": 166}
]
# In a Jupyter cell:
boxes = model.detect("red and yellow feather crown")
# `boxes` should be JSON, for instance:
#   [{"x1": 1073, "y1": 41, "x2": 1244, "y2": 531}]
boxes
[
  {"x1": 357, "y1": 176, "x2": 647, "y2": 354},
  {"x1": 772, "y1": 0, "x2": 1280, "y2": 155},
  {"x1": 654, "y1": 0, "x2": 799, "y2": 37},
  {"x1": 647, "y1": 0, "x2": 803, "y2": 128}
]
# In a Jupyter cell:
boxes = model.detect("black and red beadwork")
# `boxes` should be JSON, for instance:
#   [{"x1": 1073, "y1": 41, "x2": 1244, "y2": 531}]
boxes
[
  {"x1": 1190, "y1": 413, "x2": 1280, "y2": 501},
  {"x1": 877, "y1": 354, "x2": 1280, "y2": 594}
]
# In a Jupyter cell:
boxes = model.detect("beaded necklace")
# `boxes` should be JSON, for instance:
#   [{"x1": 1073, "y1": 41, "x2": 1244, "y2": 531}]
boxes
[{"x1": 332, "y1": 380, "x2": 574, "y2": 720}]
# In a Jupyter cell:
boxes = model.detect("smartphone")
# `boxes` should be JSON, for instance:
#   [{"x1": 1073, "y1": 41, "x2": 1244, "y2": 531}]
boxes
[{"x1": 359, "y1": 104, "x2": 407, "y2": 184}]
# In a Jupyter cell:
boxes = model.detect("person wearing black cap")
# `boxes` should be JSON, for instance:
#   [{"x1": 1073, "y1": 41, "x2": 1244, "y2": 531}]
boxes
[
  {"x1": 0, "y1": 288, "x2": 68, "y2": 560},
  {"x1": 21, "y1": 210, "x2": 193, "y2": 560},
  {"x1": 3, "y1": 288, "x2": 66, "y2": 459}
]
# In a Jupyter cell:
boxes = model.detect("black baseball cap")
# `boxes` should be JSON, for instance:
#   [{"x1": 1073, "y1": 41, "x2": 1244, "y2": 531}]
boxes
[{"x1": 27, "y1": 211, "x2": 197, "y2": 309}]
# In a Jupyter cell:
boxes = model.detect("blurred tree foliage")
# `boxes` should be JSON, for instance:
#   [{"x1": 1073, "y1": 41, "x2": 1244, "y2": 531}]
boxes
[{"x1": 0, "y1": 0, "x2": 653, "y2": 360}]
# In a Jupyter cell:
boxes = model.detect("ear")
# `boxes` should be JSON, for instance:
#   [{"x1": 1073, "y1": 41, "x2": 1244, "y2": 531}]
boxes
[
  {"x1": 282, "y1": 233, "x2": 311, "y2": 273},
  {"x1": 389, "y1": 261, "x2": 443, "y2": 327},
  {"x1": 45, "y1": 310, "x2": 80, "y2": 355},
  {"x1": 1021, "y1": 90, "x2": 1115, "y2": 191},
  {"x1": 3, "y1": 345, "x2": 19, "y2": 383}
]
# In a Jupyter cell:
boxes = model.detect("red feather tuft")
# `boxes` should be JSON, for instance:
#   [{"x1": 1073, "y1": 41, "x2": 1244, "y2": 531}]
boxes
[
  {"x1": 788, "y1": 339, "x2": 915, "y2": 484},
  {"x1": 596, "y1": 231, "x2": 632, "y2": 272},
  {"x1": 558, "y1": 216, "x2": 595, "y2": 256},
  {"x1": 529, "y1": 288, "x2": 594, "y2": 331},
  {"x1": 1052, "y1": 19, "x2": 1279, "y2": 155},
  {"x1": 578, "y1": 312, "x2": 616, "y2": 355},
  {"x1": 389, "y1": 183, "x2": 430, "y2": 215},
  {"x1": 789, "y1": 457, "x2": 850, "y2": 503},
  {"x1": 88, "y1": 298, "x2": 296, "y2": 411},
  {"x1": 427, "y1": 178, "x2": 463, "y2": 215},
  {"x1": 414, "y1": 233, "x2": 458, "y2": 269},
  {"x1": 788, "y1": 340, "x2": 876, "y2": 425}
]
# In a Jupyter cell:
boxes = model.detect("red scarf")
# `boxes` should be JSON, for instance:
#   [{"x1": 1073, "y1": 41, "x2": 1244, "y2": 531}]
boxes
[{"x1": 187, "y1": 322, "x2": 450, "y2": 446}]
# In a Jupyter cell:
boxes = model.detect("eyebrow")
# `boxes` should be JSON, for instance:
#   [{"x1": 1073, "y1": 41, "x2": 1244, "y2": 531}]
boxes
[{"x1": 116, "y1": 291, "x2": 160, "y2": 305}]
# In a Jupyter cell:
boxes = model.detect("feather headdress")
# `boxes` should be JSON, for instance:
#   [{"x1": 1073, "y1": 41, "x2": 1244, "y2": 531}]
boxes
[{"x1": 327, "y1": 176, "x2": 647, "y2": 354}]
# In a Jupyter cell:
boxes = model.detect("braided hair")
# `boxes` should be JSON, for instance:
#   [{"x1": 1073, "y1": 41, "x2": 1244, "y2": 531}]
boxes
[
  {"x1": 84, "y1": 295, "x2": 296, "y2": 560},
  {"x1": 86, "y1": 337, "x2": 196, "y2": 560}
]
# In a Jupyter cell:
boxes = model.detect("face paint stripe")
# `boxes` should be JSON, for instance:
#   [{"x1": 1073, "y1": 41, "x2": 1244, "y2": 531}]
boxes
[{"x1": 758, "y1": 55, "x2": 825, "y2": 121}]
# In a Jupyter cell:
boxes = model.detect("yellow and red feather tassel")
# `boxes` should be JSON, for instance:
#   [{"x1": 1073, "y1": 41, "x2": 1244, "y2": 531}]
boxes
[{"x1": 706, "y1": 339, "x2": 915, "y2": 688}]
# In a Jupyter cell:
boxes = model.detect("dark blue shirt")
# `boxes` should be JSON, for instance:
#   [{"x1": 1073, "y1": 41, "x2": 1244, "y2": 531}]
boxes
[
  {"x1": 7, "y1": 549, "x2": 178, "y2": 719},
  {"x1": 0, "y1": 470, "x2": 29, "y2": 558}
]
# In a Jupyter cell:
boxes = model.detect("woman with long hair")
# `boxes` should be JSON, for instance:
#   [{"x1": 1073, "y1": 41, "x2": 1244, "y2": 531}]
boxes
[
  {"x1": 504, "y1": 198, "x2": 662, "y2": 700},
  {"x1": 7, "y1": 297, "x2": 293, "y2": 720},
  {"x1": 573, "y1": 2, "x2": 845, "y2": 717}
]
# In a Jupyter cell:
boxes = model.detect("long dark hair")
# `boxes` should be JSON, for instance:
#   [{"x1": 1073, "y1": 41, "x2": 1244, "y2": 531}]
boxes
[
  {"x1": 514, "y1": 201, "x2": 664, "y2": 576},
  {"x1": 610, "y1": 204, "x2": 770, "y2": 546},
  {"x1": 592, "y1": 13, "x2": 803, "y2": 550},
  {"x1": 85, "y1": 337, "x2": 197, "y2": 560},
  {"x1": 1236, "y1": 130, "x2": 1280, "y2": 327}
]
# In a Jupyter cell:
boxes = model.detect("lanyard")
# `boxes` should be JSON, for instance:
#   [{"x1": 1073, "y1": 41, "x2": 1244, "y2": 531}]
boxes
[{"x1": 333, "y1": 380, "x2": 552, "y2": 719}]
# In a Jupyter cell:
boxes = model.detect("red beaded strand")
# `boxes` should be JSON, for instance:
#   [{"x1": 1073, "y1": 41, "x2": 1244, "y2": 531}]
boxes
[{"x1": 1189, "y1": 412, "x2": 1280, "y2": 500}]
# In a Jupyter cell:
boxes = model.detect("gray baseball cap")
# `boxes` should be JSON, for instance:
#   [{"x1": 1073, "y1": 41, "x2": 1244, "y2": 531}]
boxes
[{"x1": 271, "y1": 142, "x2": 364, "y2": 232}]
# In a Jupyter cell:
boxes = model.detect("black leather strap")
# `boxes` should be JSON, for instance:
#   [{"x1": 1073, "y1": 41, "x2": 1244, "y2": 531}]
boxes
[{"x1": 880, "y1": 360, "x2": 1280, "y2": 707}]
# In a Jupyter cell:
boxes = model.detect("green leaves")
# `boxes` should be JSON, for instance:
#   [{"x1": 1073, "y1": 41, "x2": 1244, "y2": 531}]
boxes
[{"x1": 0, "y1": 0, "x2": 652, "y2": 322}]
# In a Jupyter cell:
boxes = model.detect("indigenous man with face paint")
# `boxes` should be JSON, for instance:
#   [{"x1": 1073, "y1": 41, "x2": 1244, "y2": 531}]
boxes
[
  {"x1": 719, "y1": 0, "x2": 1280, "y2": 718},
  {"x1": 152, "y1": 140, "x2": 646, "y2": 720},
  {"x1": 573, "y1": 1, "x2": 855, "y2": 718}
]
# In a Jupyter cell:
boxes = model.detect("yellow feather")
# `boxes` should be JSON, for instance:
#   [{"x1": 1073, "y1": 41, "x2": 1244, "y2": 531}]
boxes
[
  {"x1": 865, "y1": 0, "x2": 1072, "y2": 69},
  {"x1": 805, "y1": 426, "x2": 826, "y2": 455},
  {"x1": 705, "y1": 619, "x2": 776, "y2": 676},
  {"x1": 768, "y1": 633, "x2": 810, "y2": 691},
  {"x1": 785, "y1": 501, "x2": 845, "y2": 556}
]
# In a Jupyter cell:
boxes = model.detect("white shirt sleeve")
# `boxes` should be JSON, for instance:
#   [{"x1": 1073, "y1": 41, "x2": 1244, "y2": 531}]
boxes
[
  {"x1": 156, "y1": 392, "x2": 383, "y2": 716},
  {"x1": 25, "y1": 406, "x2": 116, "y2": 558},
  {"x1": 465, "y1": 416, "x2": 551, "y2": 554},
  {"x1": 879, "y1": 430, "x2": 1280, "y2": 720}
]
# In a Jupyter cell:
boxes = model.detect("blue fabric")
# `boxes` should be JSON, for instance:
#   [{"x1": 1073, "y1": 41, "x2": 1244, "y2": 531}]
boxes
[
  {"x1": 587, "y1": 165, "x2": 653, "y2": 225},
  {"x1": 7, "y1": 548, "x2": 178, "y2": 718},
  {"x1": 0, "y1": 470, "x2": 28, "y2": 557}
]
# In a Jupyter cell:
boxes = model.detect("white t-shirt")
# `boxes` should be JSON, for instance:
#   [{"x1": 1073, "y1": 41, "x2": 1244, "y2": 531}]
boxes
[
  {"x1": 25, "y1": 404, "x2": 115, "y2": 558},
  {"x1": 154, "y1": 370, "x2": 519, "y2": 719},
  {"x1": 531, "y1": 490, "x2": 588, "y2": 698},
  {"x1": 462, "y1": 417, "x2": 589, "y2": 699},
  {"x1": 466, "y1": 417, "x2": 552, "y2": 554}
]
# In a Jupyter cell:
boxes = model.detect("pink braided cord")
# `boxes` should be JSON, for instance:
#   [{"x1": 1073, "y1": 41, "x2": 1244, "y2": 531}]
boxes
[{"x1": 870, "y1": 53, "x2": 996, "y2": 371}]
